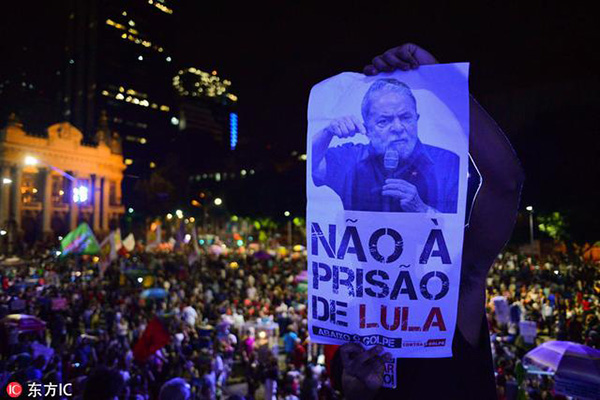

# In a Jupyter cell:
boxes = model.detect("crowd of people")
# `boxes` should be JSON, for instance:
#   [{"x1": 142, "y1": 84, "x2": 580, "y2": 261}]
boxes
[
  {"x1": 0, "y1": 242, "x2": 598, "y2": 399},
  {"x1": 0, "y1": 246, "x2": 335, "y2": 399},
  {"x1": 486, "y1": 251, "x2": 600, "y2": 399}
]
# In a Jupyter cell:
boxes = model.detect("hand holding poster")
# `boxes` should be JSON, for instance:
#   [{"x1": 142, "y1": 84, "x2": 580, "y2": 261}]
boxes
[{"x1": 307, "y1": 64, "x2": 470, "y2": 357}]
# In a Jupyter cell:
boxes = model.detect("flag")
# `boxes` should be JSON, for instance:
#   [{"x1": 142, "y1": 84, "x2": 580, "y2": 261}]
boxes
[
  {"x1": 133, "y1": 317, "x2": 170, "y2": 362},
  {"x1": 123, "y1": 233, "x2": 135, "y2": 252},
  {"x1": 146, "y1": 221, "x2": 162, "y2": 251},
  {"x1": 99, "y1": 229, "x2": 122, "y2": 262},
  {"x1": 60, "y1": 223, "x2": 100, "y2": 256}
]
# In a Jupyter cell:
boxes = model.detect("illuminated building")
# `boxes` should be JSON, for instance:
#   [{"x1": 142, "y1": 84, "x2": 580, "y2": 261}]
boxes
[
  {"x1": 173, "y1": 68, "x2": 237, "y2": 147},
  {"x1": 0, "y1": 115, "x2": 125, "y2": 244},
  {"x1": 62, "y1": 0, "x2": 177, "y2": 183}
]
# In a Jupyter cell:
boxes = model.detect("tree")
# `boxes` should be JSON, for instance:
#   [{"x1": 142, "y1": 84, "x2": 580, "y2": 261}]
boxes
[{"x1": 538, "y1": 211, "x2": 569, "y2": 241}]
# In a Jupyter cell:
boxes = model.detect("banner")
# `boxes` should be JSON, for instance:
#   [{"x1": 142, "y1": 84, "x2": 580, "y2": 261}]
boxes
[
  {"x1": 60, "y1": 223, "x2": 100, "y2": 256},
  {"x1": 306, "y1": 64, "x2": 470, "y2": 357}
]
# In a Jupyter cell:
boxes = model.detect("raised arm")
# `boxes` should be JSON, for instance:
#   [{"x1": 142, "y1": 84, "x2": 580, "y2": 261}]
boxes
[
  {"x1": 312, "y1": 116, "x2": 365, "y2": 185},
  {"x1": 458, "y1": 97, "x2": 524, "y2": 344}
]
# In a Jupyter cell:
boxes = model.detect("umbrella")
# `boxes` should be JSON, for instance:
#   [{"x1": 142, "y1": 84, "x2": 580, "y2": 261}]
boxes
[
  {"x1": 1, "y1": 314, "x2": 46, "y2": 333},
  {"x1": 524, "y1": 341, "x2": 600, "y2": 398},
  {"x1": 140, "y1": 288, "x2": 168, "y2": 300}
]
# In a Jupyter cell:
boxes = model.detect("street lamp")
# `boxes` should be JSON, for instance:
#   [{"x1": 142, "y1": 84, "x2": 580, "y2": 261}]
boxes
[
  {"x1": 526, "y1": 206, "x2": 534, "y2": 245},
  {"x1": 284, "y1": 211, "x2": 292, "y2": 249},
  {"x1": 214, "y1": 198, "x2": 222, "y2": 206}
]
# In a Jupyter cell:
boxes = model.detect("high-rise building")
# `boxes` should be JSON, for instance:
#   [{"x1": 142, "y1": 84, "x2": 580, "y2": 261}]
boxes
[
  {"x1": 63, "y1": 0, "x2": 177, "y2": 179},
  {"x1": 170, "y1": 68, "x2": 239, "y2": 177},
  {"x1": 173, "y1": 68, "x2": 237, "y2": 147}
]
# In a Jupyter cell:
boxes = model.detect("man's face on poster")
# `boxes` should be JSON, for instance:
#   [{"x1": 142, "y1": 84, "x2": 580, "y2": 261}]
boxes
[{"x1": 364, "y1": 91, "x2": 419, "y2": 159}]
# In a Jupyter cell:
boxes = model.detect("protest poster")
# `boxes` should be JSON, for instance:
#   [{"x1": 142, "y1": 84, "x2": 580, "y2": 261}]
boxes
[
  {"x1": 493, "y1": 296, "x2": 510, "y2": 325},
  {"x1": 519, "y1": 320, "x2": 537, "y2": 344},
  {"x1": 306, "y1": 64, "x2": 470, "y2": 357}
]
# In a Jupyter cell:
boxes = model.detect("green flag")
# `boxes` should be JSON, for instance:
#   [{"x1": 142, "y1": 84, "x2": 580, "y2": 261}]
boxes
[{"x1": 60, "y1": 223, "x2": 100, "y2": 256}]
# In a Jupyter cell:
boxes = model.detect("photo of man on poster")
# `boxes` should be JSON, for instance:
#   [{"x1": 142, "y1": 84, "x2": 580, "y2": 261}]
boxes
[{"x1": 311, "y1": 78, "x2": 459, "y2": 213}]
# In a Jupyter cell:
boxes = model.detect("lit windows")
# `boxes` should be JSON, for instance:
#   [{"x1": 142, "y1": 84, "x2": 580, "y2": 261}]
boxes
[{"x1": 173, "y1": 69, "x2": 237, "y2": 103}]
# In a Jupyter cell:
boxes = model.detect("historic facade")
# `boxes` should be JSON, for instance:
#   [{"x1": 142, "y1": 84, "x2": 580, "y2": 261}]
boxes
[{"x1": 0, "y1": 115, "x2": 125, "y2": 243}]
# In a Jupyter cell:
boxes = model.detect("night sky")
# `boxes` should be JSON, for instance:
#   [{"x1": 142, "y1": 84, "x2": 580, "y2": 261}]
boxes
[{"x1": 3, "y1": 1, "x2": 599, "y2": 240}]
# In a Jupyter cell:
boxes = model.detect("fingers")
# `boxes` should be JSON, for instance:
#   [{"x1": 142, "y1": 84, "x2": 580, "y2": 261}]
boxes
[
  {"x1": 363, "y1": 43, "x2": 438, "y2": 75},
  {"x1": 329, "y1": 116, "x2": 365, "y2": 138},
  {"x1": 351, "y1": 345, "x2": 385, "y2": 368},
  {"x1": 382, "y1": 189, "x2": 406, "y2": 199},
  {"x1": 372, "y1": 56, "x2": 393, "y2": 72},
  {"x1": 350, "y1": 115, "x2": 367, "y2": 134},
  {"x1": 339, "y1": 342, "x2": 365, "y2": 366},
  {"x1": 395, "y1": 44, "x2": 419, "y2": 69},
  {"x1": 383, "y1": 50, "x2": 412, "y2": 71}
]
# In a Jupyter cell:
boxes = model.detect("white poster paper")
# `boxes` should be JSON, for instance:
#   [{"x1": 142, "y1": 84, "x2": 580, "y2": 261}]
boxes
[
  {"x1": 493, "y1": 296, "x2": 510, "y2": 325},
  {"x1": 307, "y1": 64, "x2": 470, "y2": 357},
  {"x1": 519, "y1": 320, "x2": 537, "y2": 344}
]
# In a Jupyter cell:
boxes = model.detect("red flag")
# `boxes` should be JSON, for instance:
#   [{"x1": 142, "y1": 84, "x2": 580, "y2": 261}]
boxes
[{"x1": 133, "y1": 317, "x2": 170, "y2": 362}]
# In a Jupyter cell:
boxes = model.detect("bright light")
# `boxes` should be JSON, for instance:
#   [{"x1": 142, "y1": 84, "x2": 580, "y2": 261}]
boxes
[
  {"x1": 170, "y1": 117, "x2": 179, "y2": 125},
  {"x1": 214, "y1": 198, "x2": 222, "y2": 206},
  {"x1": 176, "y1": 209, "x2": 184, "y2": 219},
  {"x1": 149, "y1": 162, "x2": 156, "y2": 168},
  {"x1": 240, "y1": 169, "x2": 247, "y2": 176},
  {"x1": 24, "y1": 156, "x2": 39, "y2": 166},
  {"x1": 138, "y1": 55, "x2": 144, "y2": 61},
  {"x1": 189, "y1": 217, "x2": 195, "y2": 223},
  {"x1": 2, "y1": 178, "x2": 12, "y2": 184},
  {"x1": 554, "y1": 270, "x2": 559, "y2": 275},
  {"x1": 139, "y1": 138, "x2": 147, "y2": 144},
  {"x1": 58, "y1": 236, "x2": 63, "y2": 241},
  {"x1": 237, "y1": 239, "x2": 244, "y2": 246},
  {"x1": 128, "y1": 208, "x2": 134, "y2": 213},
  {"x1": 166, "y1": 213, "x2": 173, "y2": 220},
  {"x1": 299, "y1": 154, "x2": 307, "y2": 161},
  {"x1": 284, "y1": 211, "x2": 290, "y2": 217},
  {"x1": 166, "y1": 56, "x2": 172, "y2": 62},
  {"x1": 55, "y1": 251, "x2": 62, "y2": 256},
  {"x1": 125, "y1": 159, "x2": 133, "y2": 165},
  {"x1": 230, "y1": 113, "x2": 238, "y2": 150},
  {"x1": 72, "y1": 186, "x2": 89, "y2": 203},
  {"x1": 184, "y1": 234, "x2": 191, "y2": 244},
  {"x1": 258, "y1": 331, "x2": 267, "y2": 339},
  {"x1": 137, "y1": 277, "x2": 144, "y2": 283},
  {"x1": 0, "y1": 230, "x2": 6, "y2": 236},
  {"x1": 526, "y1": 206, "x2": 533, "y2": 212},
  {"x1": 59, "y1": 190, "x2": 64, "y2": 195}
]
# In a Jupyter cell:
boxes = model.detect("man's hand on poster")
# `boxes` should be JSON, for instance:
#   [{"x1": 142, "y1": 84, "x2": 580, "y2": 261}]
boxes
[
  {"x1": 339, "y1": 343, "x2": 392, "y2": 400},
  {"x1": 382, "y1": 179, "x2": 432, "y2": 212},
  {"x1": 364, "y1": 43, "x2": 438, "y2": 75},
  {"x1": 324, "y1": 115, "x2": 366, "y2": 138}
]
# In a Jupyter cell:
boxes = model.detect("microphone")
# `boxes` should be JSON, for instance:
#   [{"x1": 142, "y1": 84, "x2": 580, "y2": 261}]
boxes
[{"x1": 384, "y1": 149, "x2": 399, "y2": 172}]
